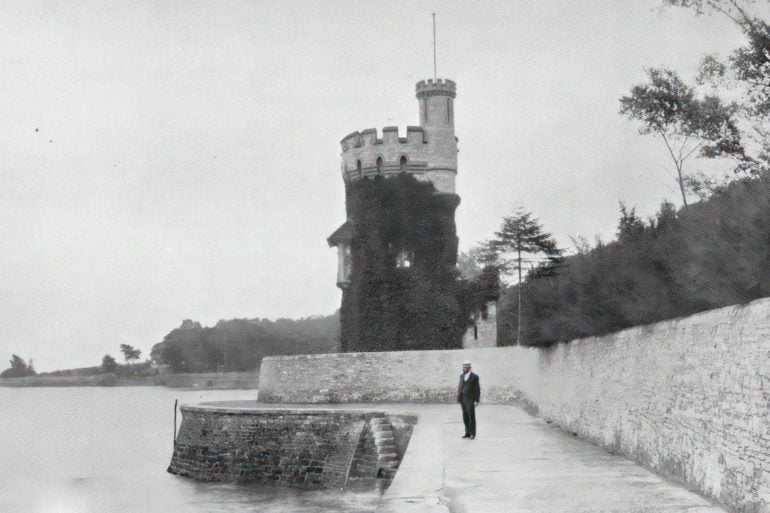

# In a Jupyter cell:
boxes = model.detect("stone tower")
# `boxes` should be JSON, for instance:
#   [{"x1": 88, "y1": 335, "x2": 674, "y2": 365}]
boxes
[
  {"x1": 337, "y1": 78, "x2": 457, "y2": 194},
  {"x1": 328, "y1": 79, "x2": 465, "y2": 352}
]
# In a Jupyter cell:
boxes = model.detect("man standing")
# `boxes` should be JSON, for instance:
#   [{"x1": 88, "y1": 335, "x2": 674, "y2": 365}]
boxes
[{"x1": 457, "y1": 361, "x2": 480, "y2": 439}]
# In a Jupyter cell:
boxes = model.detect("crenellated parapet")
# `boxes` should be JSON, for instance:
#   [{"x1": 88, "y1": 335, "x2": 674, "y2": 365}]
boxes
[
  {"x1": 340, "y1": 130, "x2": 456, "y2": 194},
  {"x1": 340, "y1": 127, "x2": 426, "y2": 178},
  {"x1": 338, "y1": 78, "x2": 459, "y2": 195},
  {"x1": 415, "y1": 78, "x2": 457, "y2": 98},
  {"x1": 340, "y1": 126, "x2": 425, "y2": 151}
]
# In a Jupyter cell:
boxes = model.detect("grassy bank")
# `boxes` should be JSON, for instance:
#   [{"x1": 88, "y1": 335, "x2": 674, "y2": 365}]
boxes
[{"x1": 0, "y1": 371, "x2": 259, "y2": 389}]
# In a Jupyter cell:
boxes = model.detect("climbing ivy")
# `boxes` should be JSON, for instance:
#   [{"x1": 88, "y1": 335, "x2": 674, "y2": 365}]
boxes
[{"x1": 340, "y1": 174, "x2": 495, "y2": 352}]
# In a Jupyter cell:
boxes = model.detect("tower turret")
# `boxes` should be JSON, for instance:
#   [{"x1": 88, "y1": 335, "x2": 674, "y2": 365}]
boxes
[
  {"x1": 416, "y1": 78, "x2": 456, "y2": 130},
  {"x1": 329, "y1": 79, "x2": 464, "y2": 352},
  {"x1": 416, "y1": 78, "x2": 457, "y2": 194},
  {"x1": 338, "y1": 78, "x2": 458, "y2": 195}
]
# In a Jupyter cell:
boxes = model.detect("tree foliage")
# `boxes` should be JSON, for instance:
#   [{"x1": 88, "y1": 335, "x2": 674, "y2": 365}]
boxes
[
  {"x1": 666, "y1": 0, "x2": 770, "y2": 173},
  {"x1": 492, "y1": 2, "x2": 770, "y2": 346},
  {"x1": 119, "y1": 344, "x2": 142, "y2": 364},
  {"x1": 497, "y1": 172, "x2": 770, "y2": 345},
  {"x1": 493, "y1": 210, "x2": 563, "y2": 276},
  {"x1": 488, "y1": 209, "x2": 562, "y2": 345},
  {"x1": 101, "y1": 354, "x2": 118, "y2": 373},
  {"x1": 0, "y1": 354, "x2": 36, "y2": 378},
  {"x1": 662, "y1": 0, "x2": 758, "y2": 31},
  {"x1": 620, "y1": 68, "x2": 745, "y2": 206},
  {"x1": 150, "y1": 314, "x2": 340, "y2": 373}
]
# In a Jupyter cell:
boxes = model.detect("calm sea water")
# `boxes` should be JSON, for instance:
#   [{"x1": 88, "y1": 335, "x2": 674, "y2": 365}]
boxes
[{"x1": 0, "y1": 387, "x2": 381, "y2": 513}]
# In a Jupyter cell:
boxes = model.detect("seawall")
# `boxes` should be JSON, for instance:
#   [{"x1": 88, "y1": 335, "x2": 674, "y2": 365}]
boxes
[
  {"x1": 168, "y1": 403, "x2": 416, "y2": 491},
  {"x1": 259, "y1": 298, "x2": 770, "y2": 513}
]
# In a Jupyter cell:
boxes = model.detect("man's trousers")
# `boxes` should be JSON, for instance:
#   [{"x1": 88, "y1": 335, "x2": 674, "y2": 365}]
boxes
[{"x1": 461, "y1": 400, "x2": 476, "y2": 437}]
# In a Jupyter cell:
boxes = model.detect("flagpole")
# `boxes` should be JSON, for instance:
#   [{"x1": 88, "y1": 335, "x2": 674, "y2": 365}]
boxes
[{"x1": 432, "y1": 13, "x2": 437, "y2": 81}]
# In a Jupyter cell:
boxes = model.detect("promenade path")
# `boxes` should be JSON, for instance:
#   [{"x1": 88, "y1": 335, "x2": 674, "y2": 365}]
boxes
[
  {"x1": 195, "y1": 401, "x2": 726, "y2": 512},
  {"x1": 377, "y1": 404, "x2": 726, "y2": 513}
]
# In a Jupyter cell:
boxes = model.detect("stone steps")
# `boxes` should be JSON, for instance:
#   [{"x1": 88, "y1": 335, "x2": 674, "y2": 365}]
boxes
[{"x1": 369, "y1": 417, "x2": 400, "y2": 479}]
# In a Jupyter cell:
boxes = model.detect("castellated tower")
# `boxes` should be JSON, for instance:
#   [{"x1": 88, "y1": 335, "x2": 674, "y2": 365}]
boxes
[
  {"x1": 328, "y1": 79, "x2": 466, "y2": 352},
  {"x1": 338, "y1": 79, "x2": 458, "y2": 194}
]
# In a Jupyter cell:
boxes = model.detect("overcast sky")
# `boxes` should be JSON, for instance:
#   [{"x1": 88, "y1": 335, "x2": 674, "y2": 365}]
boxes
[{"x1": 0, "y1": 0, "x2": 761, "y2": 371}]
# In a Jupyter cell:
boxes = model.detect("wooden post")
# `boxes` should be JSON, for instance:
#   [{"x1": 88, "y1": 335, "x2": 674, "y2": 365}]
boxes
[{"x1": 173, "y1": 399, "x2": 178, "y2": 443}]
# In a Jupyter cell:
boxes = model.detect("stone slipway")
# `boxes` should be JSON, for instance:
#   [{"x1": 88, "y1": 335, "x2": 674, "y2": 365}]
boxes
[{"x1": 376, "y1": 404, "x2": 727, "y2": 513}]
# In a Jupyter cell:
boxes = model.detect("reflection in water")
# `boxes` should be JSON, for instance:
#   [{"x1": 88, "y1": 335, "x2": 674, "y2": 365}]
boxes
[
  {"x1": 190, "y1": 482, "x2": 381, "y2": 513},
  {"x1": 0, "y1": 387, "x2": 381, "y2": 513}
]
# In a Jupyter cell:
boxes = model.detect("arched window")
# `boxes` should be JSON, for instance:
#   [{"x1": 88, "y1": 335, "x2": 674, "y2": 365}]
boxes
[
  {"x1": 400, "y1": 156, "x2": 407, "y2": 173},
  {"x1": 342, "y1": 245, "x2": 352, "y2": 282},
  {"x1": 356, "y1": 160, "x2": 362, "y2": 178},
  {"x1": 376, "y1": 157, "x2": 383, "y2": 175}
]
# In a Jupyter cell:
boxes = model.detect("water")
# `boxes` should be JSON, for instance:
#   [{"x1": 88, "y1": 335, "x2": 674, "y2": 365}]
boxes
[{"x1": 0, "y1": 387, "x2": 381, "y2": 513}]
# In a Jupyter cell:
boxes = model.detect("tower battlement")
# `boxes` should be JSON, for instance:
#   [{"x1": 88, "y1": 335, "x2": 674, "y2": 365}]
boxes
[
  {"x1": 339, "y1": 79, "x2": 458, "y2": 195},
  {"x1": 415, "y1": 78, "x2": 456, "y2": 98},
  {"x1": 340, "y1": 126, "x2": 425, "y2": 152}
]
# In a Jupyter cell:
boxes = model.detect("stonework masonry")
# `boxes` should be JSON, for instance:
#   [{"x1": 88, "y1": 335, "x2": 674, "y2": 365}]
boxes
[
  {"x1": 168, "y1": 406, "x2": 416, "y2": 491},
  {"x1": 259, "y1": 298, "x2": 770, "y2": 513},
  {"x1": 339, "y1": 79, "x2": 458, "y2": 194}
]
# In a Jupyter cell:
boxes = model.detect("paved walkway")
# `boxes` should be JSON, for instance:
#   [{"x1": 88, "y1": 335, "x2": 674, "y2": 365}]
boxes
[
  {"x1": 377, "y1": 404, "x2": 726, "y2": 513},
  {"x1": 194, "y1": 400, "x2": 726, "y2": 512}
]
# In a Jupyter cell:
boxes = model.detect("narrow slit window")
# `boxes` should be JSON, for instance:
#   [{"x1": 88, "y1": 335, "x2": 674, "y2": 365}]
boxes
[{"x1": 396, "y1": 249, "x2": 413, "y2": 268}]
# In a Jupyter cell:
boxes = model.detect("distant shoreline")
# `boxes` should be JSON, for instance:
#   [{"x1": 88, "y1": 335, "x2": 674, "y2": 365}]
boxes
[{"x1": 0, "y1": 371, "x2": 259, "y2": 389}]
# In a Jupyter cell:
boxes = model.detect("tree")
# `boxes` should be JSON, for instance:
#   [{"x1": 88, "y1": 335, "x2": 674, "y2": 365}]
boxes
[
  {"x1": 0, "y1": 354, "x2": 35, "y2": 378},
  {"x1": 620, "y1": 68, "x2": 745, "y2": 207},
  {"x1": 119, "y1": 344, "x2": 142, "y2": 364},
  {"x1": 662, "y1": 1, "x2": 757, "y2": 32},
  {"x1": 617, "y1": 203, "x2": 647, "y2": 244},
  {"x1": 101, "y1": 354, "x2": 118, "y2": 373},
  {"x1": 458, "y1": 241, "x2": 504, "y2": 279},
  {"x1": 492, "y1": 209, "x2": 562, "y2": 345},
  {"x1": 151, "y1": 314, "x2": 340, "y2": 373},
  {"x1": 492, "y1": 173, "x2": 770, "y2": 345},
  {"x1": 663, "y1": 0, "x2": 769, "y2": 174}
]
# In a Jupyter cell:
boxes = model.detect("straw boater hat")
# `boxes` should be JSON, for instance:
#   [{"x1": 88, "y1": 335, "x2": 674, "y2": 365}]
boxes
[{"x1": 462, "y1": 361, "x2": 471, "y2": 366}]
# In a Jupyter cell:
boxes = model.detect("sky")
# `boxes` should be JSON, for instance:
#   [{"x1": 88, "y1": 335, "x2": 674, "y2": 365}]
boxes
[{"x1": 0, "y1": 0, "x2": 762, "y2": 372}]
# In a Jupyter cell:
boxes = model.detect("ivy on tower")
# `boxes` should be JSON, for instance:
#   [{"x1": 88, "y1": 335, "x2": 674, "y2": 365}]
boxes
[{"x1": 328, "y1": 79, "x2": 476, "y2": 352}]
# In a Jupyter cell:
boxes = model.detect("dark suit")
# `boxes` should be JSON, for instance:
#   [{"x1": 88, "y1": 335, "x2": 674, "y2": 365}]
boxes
[{"x1": 457, "y1": 371, "x2": 480, "y2": 437}]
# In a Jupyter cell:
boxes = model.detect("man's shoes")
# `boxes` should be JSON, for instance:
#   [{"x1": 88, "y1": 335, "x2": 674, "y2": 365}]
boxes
[
  {"x1": 469, "y1": 435, "x2": 475, "y2": 440},
  {"x1": 462, "y1": 434, "x2": 470, "y2": 438}
]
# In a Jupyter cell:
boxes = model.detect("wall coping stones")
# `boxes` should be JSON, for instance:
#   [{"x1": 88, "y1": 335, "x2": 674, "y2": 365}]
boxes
[{"x1": 182, "y1": 401, "x2": 419, "y2": 422}]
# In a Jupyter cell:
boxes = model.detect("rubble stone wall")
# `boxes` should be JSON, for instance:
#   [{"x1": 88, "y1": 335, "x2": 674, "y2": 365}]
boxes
[{"x1": 167, "y1": 406, "x2": 415, "y2": 490}]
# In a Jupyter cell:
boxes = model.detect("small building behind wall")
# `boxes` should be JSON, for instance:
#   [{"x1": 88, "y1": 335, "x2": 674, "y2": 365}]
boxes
[{"x1": 462, "y1": 301, "x2": 497, "y2": 348}]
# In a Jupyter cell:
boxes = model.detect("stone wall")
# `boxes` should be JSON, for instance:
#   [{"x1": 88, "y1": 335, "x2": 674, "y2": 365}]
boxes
[
  {"x1": 258, "y1": 298, "x2": 770, "y2": 513},
  {"x1": 167, "y1": 406, "x2": 415, "y2": 491}
]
